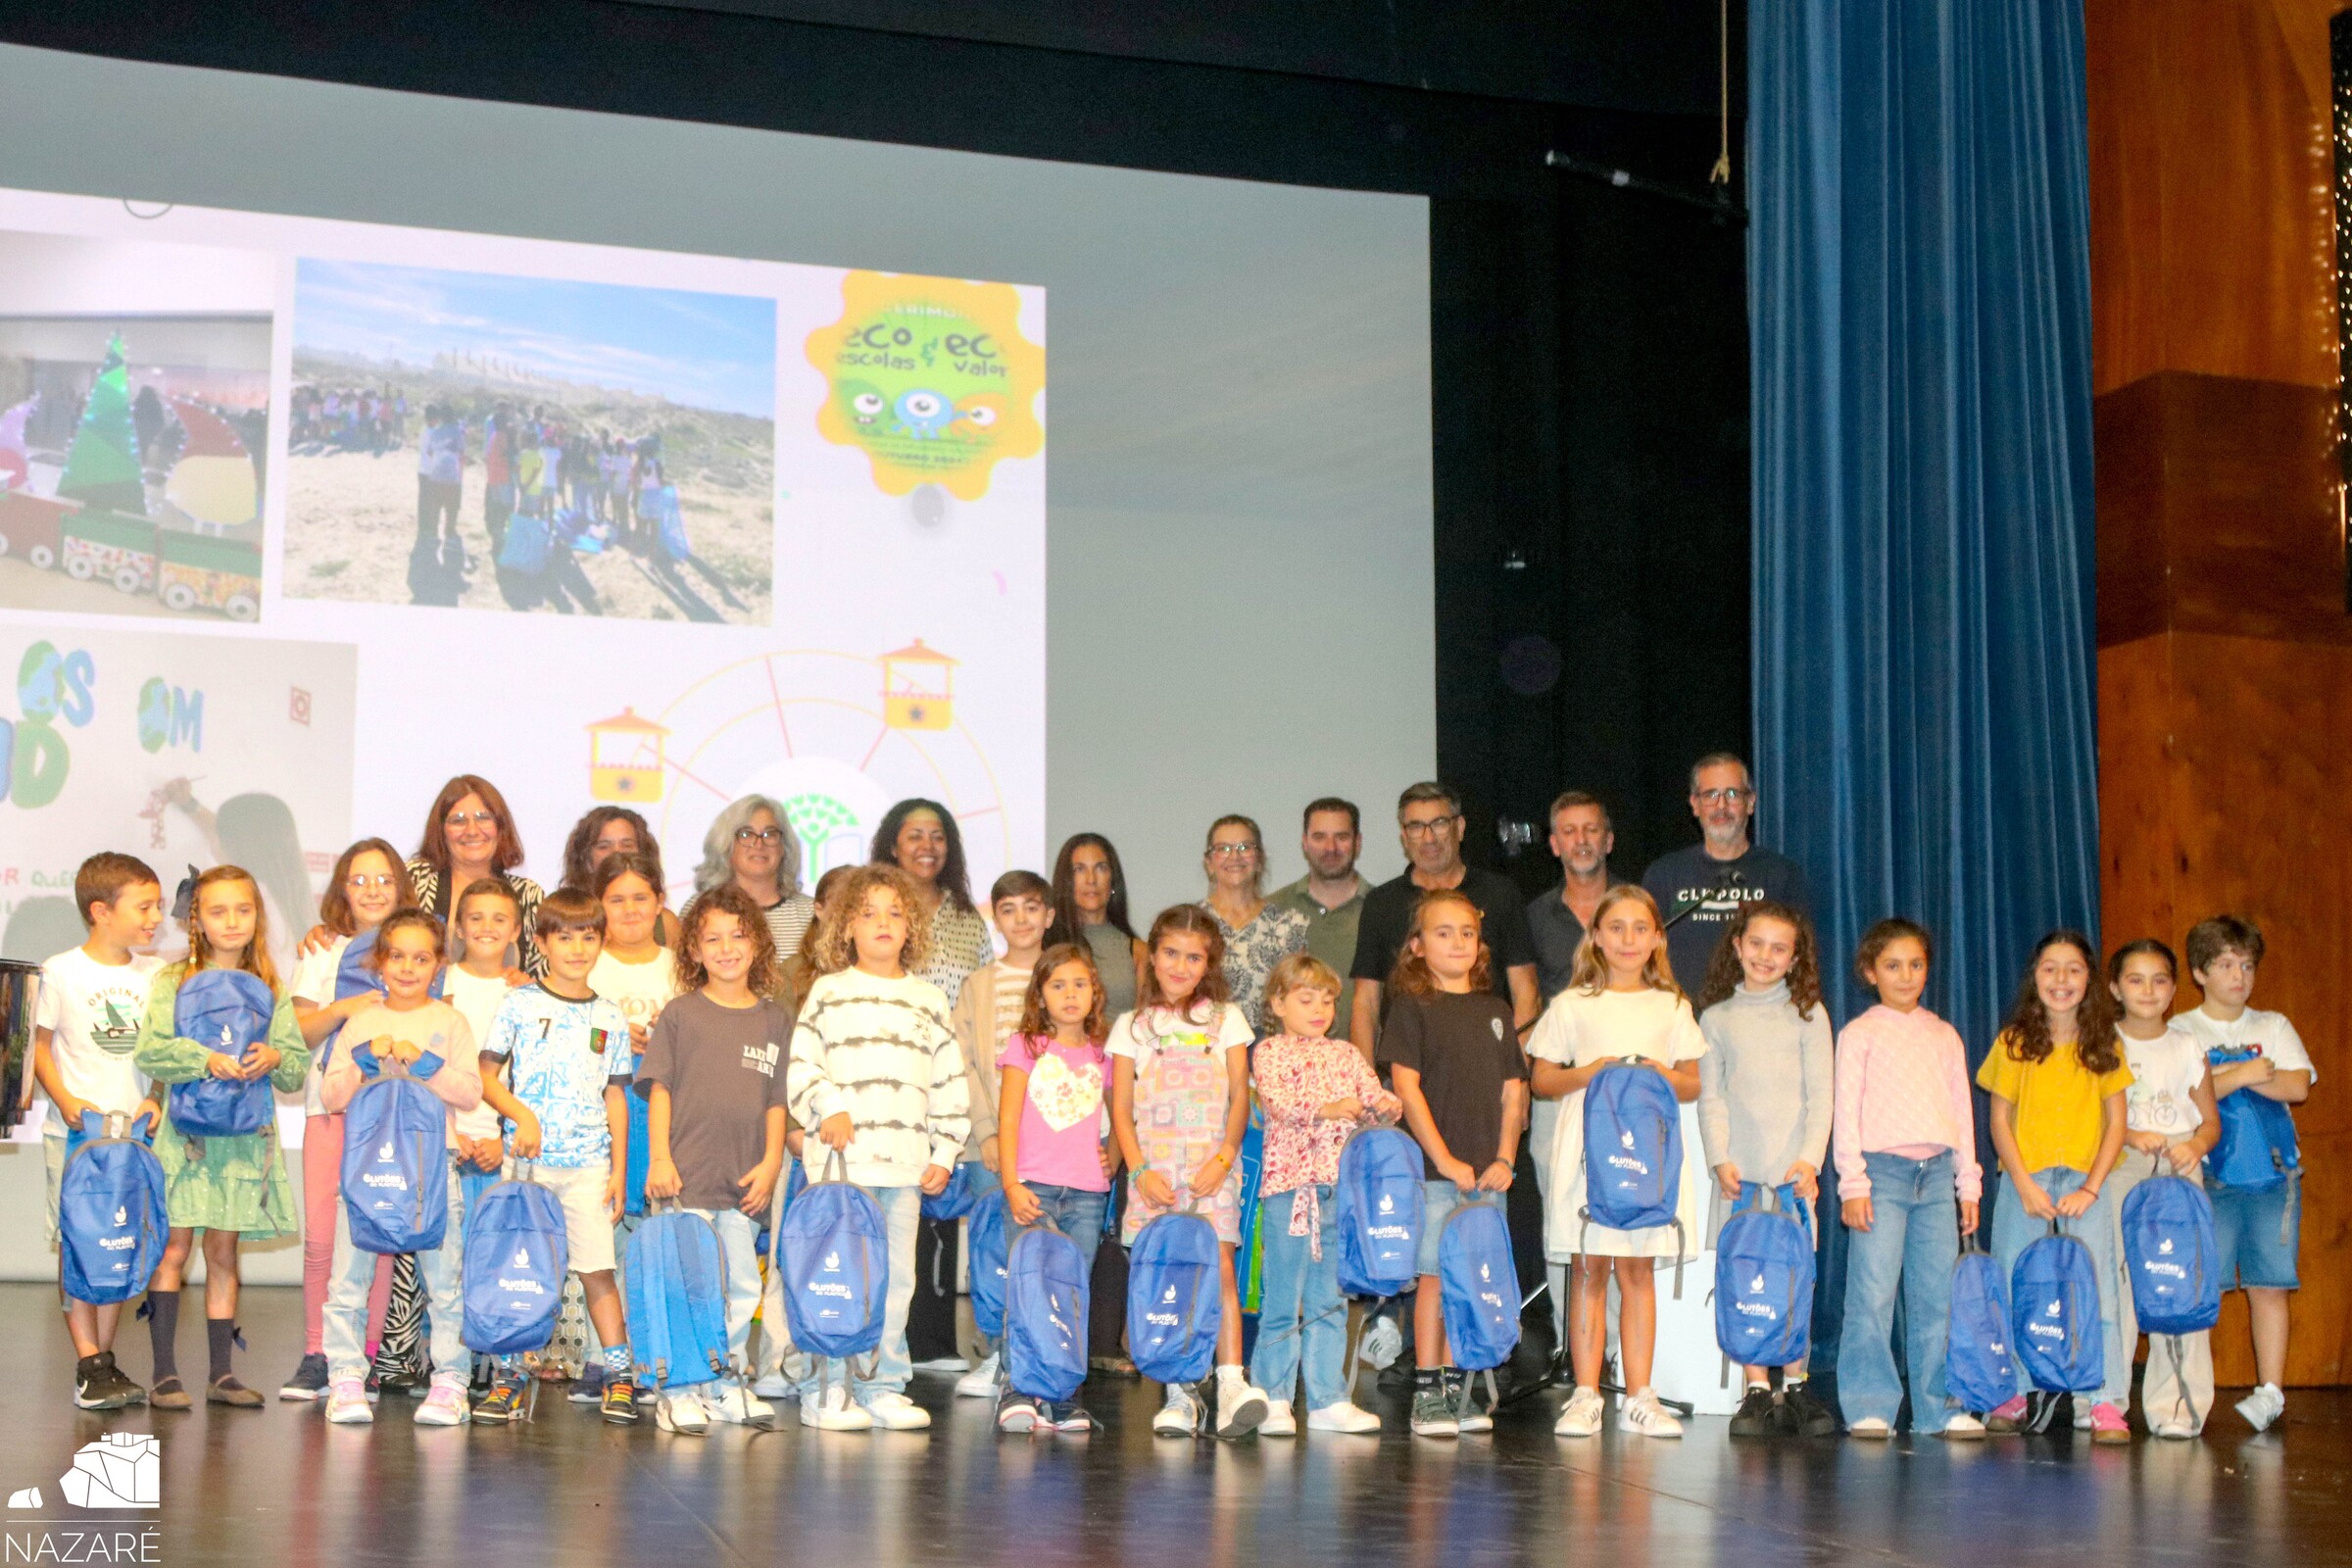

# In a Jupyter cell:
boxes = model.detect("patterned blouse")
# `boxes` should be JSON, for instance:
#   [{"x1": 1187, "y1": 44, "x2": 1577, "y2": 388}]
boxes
[
  {"x1": 917, "y1": 901, "x2": 997, "y2": 1003},
  {"x1": 1206, "y1": 902, "x2": 1309, "y2": 1033},
  {"x1": 407, "y1": 858, "x2": 547, "y2": 977},
  {"x1": 1253, "y1": 1033, "x2": 1402, "y2": 1240}
]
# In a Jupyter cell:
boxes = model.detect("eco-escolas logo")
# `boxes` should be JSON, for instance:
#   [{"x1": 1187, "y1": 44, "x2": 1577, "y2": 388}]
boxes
[{"x1": 6, "y1": 1434, "x2": 163, "y2": 1563}]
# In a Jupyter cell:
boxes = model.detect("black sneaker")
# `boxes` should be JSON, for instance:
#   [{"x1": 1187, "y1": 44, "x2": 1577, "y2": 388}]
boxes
[
  {"x1": 1409, "y1": 1383, "x2": 1460, "y2": 1438},
  {"x1": 569, "y1": 1363, "x2": 607, "y2": 1404},
  {"x1": 997, "y1": 1391, "x2": 1041, "y2": 1433},
  {"x1": 1729, "y1": 1385, "x2": 1778, "y2": 1438},
  {"x1": 1780, "y1": 1383, "x2": 1837, "y2": 1438},
  {"x1": 74, "y1": 1352, "x2": 135, "y2": 1411},
  {"x1": 473, "y1": 1375, "x2": 525, "y2": 1425},
  {"x1": 601, "y1": 1375, "x2": 640, "y2": 1425},
  {"x1": 280, "y1": 1352, "x2": 329, "y2": 1401}
]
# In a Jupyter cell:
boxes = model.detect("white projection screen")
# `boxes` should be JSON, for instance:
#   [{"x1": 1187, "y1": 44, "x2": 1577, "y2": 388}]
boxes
[{"x1": 0, "y1": 43, "x2": 1433, "y2": 1272}]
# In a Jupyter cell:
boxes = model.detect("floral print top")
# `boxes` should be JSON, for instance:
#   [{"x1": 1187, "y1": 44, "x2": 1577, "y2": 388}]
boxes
[
  {"x1": 1253, "y1": 1033, "x2": 1402, "y2": 1239},
  {"x1": 1205, "y1": 902, "x2": 1309, "y2": 1033}
]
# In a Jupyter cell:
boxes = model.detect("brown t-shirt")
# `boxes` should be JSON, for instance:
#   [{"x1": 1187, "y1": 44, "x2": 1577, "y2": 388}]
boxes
[
  {"x1": 1375, "y1": 989, "x2": 1526, "y2": 1179},
  {"x1": 634, "y1": 991, "x2": 794, "y2": 1211}
]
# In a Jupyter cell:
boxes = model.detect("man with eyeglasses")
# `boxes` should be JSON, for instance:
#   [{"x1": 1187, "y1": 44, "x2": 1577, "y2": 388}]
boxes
[
  {"x1": 1640, "y1": 752, "x2": 1811, "y2": 993},
  {"x1": 1348, "y1": 781, "x2": 1540, "y2": 1059}
]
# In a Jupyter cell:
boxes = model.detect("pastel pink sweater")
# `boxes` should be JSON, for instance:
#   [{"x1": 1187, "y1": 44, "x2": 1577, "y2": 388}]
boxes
[{"x1": 1832, "y1": 1004, "x2": 1983, "y2": 1200}]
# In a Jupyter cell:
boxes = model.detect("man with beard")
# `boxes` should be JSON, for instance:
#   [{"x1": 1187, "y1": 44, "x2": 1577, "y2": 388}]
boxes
[
  {"x1": 1641, "y1": 753, "x2": 1811, "y2": 993},
  {"x1": 1270, "y1": 798, "x2": 1374, "y2": 1043}
]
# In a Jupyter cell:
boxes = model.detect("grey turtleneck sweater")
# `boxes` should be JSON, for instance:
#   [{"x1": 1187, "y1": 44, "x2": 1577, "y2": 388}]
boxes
[{"x1": 1695, "y1": 978, "x2": 1835, "y2": 1185}]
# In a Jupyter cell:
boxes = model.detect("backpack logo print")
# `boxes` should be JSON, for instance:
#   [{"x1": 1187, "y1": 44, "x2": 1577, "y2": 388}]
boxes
[
  {"x1": 2046, "y1": 1300, "x2": 2062, "y2": 1317},
  {"x1": 1377, "y1": 1194, "x2": 1395, "y2": 1215},
  {"x1": 513, "y1": 1248, "x2": 531, "y2": 1268},
  {"x1": 1162, "y1": 1285, "x2": 1178, "y2": 1304},
  {"x1": 1620, "y1": 1129, "x2": 1635, "y2": 1151},
  {"x1": 377, "y1": 1142, "x2": 394, "y2": 1162},
  {"x1": 1479, "y1": 1262, "x2": 1491, "y2": 1284},
  {"x1": 822, "y1": 1250, "x2": 840, "y2": 1272},
  {"x1": 2159, "y1": 1238, "x2": 2174, "y2": 1254},
  {"x1": 1750, "y1": 1273, "x2": 1764, "y2": 1293}
]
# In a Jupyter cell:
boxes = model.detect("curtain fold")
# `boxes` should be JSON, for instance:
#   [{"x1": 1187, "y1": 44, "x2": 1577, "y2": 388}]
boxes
[{"x1": 1749, "y1": 0, "x2": 2099, "y2": 1376}]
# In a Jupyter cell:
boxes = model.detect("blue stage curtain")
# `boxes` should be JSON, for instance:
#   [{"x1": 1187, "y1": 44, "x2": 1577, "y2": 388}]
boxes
[{"x1": 1748, "y1": 0, "x2": 2100, "y2": 1381}]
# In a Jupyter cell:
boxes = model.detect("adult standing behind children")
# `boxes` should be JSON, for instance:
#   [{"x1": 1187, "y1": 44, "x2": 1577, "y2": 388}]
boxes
[
  {"x1": 1640, "y1": 755, "x2": 1811, "y2": 999},
  {"x1": 1268, "y1": 800, "x2": 1373, "y2": 1044},
  {"x1": 1044, "y1": 834, "x2": 1146, "y2": 1019},
  {"x1": 1200, "y1": 814, "x2": 1308, "y2": 1034},
  {"x1": 694, "y1": 795, "x2": 816, "y2": 960},
  {"x1": 406, "y1": 774, "x2": 547, "y2": 977}
]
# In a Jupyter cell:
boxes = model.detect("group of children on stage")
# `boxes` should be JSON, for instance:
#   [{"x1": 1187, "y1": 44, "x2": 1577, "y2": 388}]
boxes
[{"x1": 33, "y1": 843, "x2": 2311, "y2": 1442}]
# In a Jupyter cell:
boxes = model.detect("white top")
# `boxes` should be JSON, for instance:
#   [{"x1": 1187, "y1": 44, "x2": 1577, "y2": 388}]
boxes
[
  {"x1": 588, "y1": 948, "x2": 680, "y2": 1047},
  {"x1": 1526, "y1": 986, "x2": 1708, "y2": 1262},
  {"x1": 287, "y1": 934, "x2": 357, "y2": 1117},
  {"x1": 2119, "y1": 1026, "x2": 2207, "y2": 1137},
  {"x1": 784, "y1": 968, "x2": 968, "y2": 1187},
  {"x1": 2168, "y1": 1005, "x2": 2316, "y2": 1081},
  {"x1": 34, "y1": 948, "x2": 162, "y2": 1120},
  {"x1": 441, "y1": 965, "x2": 514, "y2": 1140},
  {"x1": 1103, "y1": 1001, "x2": 1254, "y2": 1063}
]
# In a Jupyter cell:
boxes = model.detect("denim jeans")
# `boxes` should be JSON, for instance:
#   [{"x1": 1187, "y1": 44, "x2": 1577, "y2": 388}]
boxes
[
  {"x1": 683, "y1": 1205, "x2": 764, "y2": 1370},
  {"x1": 1250, "y1": 1183, "x2": 1347, "y2": 1411},
  {"x1": 1991, "y1": 1164, "x2": 2123, "y2": 1405},
  {"x1": 324, "y1": 1172, "x2": 466, "y2": 1387},
  {"x1": 798, "y1": 1183, "x2": 920, "y2": 1400},
  {"x1": 1023, "y1": 1182, "x2": 1107, "y2": 1268},
  {"x1": 1836, "y1": 1150, "x2": 1961, "y2": 1430}
]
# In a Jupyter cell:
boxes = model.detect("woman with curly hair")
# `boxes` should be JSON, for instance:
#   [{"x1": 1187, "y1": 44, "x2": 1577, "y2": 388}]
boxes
[{"x1": 870, "y1": 798, "x2": 994, "y2": 1001}]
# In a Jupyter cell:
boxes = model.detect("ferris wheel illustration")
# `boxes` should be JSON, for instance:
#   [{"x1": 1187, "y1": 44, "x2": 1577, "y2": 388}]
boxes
[{"x1": 582, "y1": 640, "x2": 1015, "y2": 892}]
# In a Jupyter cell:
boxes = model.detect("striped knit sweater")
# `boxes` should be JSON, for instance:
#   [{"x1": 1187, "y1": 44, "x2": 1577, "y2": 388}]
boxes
[{"x1": 785, "y1": 967, "x2": 971, "y2": 1188}]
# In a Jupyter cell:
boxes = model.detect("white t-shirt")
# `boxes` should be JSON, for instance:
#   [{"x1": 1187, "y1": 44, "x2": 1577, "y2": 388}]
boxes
[
  {"x1": 589, "y1": 948, "x2": 680, "y2": 1049},
  {"x1": 442, "y1": 965, "x2": 515, "y2": 1142},
  {"x1": 1526, "y1": 986, "x2": 1708, "y2": 1261},
  {"x1": 288, "y1": 934, "x2": 358, "y2": 1117},
  {"x1": 2120, "y1": 1026, "x2": 2207, "y2": 1137},
  {"x1": 2168, "y1": 1005, "x2": 2317, "y2": 1081},
  {"x1": 1102, "y1": 1002, "x2": 1254, "y2": 1064},
  {"x1": 34, "y1": 948, "x2": 162, "y2": 1122}
]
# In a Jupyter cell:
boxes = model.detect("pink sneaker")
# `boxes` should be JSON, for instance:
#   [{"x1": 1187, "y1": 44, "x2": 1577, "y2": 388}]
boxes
[
  {"x1": 415, "y1": 1379, "x2": 469, "y2": 1427},
  {"x1": 2088, "y1": 1401, "x2": 2130, "y2": 1444},
  {"x1": 1984, "y1": 1396, "x2": 2030, "y2": 1434},
  {"x1": 325, "y1": 1379, "x2": 372, "y2": 1425}
]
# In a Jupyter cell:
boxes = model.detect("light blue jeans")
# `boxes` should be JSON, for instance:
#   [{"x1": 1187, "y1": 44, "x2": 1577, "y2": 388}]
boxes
[
  {"x1": 325, "y1": 1174, "x2": 466, "y2": 1388},
  {"x1": 1836, "y1": 1150, "x2": 1962, "y2": 1430},
  {"x1": 1251, "y1": 1183, "x2": 1347, "y2": 1411},
  {"x1": 798, "y1": 1183, "x2": 920, "y2": 1400},
  {"x1": 1990, "y1": 1164, "x2": 2123, "y2": 1405},
  {"x1": 682, "y1": 1205, "x2": 763, "y2": 1369}
]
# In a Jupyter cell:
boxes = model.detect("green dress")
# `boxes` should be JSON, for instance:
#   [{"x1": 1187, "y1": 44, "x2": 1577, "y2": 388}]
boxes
[{"x1": 131, "y1": 967, "x2": 310, "y2": 1237}]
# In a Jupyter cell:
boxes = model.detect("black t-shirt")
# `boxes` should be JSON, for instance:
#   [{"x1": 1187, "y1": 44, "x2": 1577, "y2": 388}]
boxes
[
  {"x1": 1526, "y1": 878, "x2": 1629, "y2": 1002},
  {"x1": 1348, "y1": 866, "x2": 1538, "y2": 1004},
  {"x1": 1639, "y1": 842, "x2": 1811, "y2": 1000},
  {"x1": 1374, "y1": 990, "x2": 1527, "y2": 1178}
]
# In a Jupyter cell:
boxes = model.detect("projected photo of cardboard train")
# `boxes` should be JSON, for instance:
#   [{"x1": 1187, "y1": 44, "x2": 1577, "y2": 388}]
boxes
[
  {"x1": 0, "y1": 228, "x2": 273, "y2": 623},
  {"x1": 284, "y1": 258, "x2": 777, "y2": 623}
]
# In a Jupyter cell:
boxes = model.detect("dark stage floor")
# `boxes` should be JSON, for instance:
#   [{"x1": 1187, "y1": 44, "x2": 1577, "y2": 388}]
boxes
[{"x1": 3, "y1": 1284, "x2": 2348, "y2": 1567}]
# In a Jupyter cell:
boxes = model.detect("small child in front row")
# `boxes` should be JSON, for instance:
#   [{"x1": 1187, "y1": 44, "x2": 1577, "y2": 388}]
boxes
[
  {"x1": 1109, "y1": 906, "x2": 1270, "y2": 1441},
  {"x1": 639, "y1": 884, "x2": 792, "y2": 1434},
  {"x1": 1528, "y1": 884, "x2": 1698, "y2": 1443},
  {"x1": 35, "y1": 853, "x2": 165, "y2": 1410},
  {"x1": 476, "y1": 889, "x2": 638, "y2": 1426},
  {"x1": 2169, "y1": 914, "x2": 2313, "y2": 1434},
  {"x1": 784, "y1": 864, "x2": 969, "y2": 1432},
  {"x1": 1250, "y1": 953, "x2": 1400, "y2": 1438},
  {"x1": 2107, "y1": 939, "x2": 2218, "y2": 1438},
  {"x1": 1694, "y1": 900, "x2": 1833, "y2": 1438},
  {"x1": 1832, "y1": 917, "x2": 1982, "y2": 1439},
  {"x1": 1979, "y1": 929, "x2": 2133, "y2": 1441},
  {"x1": 993, "y1": 942, "x2": 1119, "y2": 1435},
  {"x1": 133, "y1": 865, "x2": 312, "y2": 1408},
  {"x1": 318, "y1": 909, "x2": 482, "y2": 1427}
]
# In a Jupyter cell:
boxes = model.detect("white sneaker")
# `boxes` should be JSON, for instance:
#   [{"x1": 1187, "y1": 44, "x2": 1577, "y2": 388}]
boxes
[
  {"x1": 1618, "y1": 1392, "x2": 1683, "y2": 1439},
  {"x1": 802, "y1": 1384, "x2": 874, "y2": 1431},
  {"x1": 1215, "y1": 1375, "x2": 1269, "y2": 1439},
  {"x1": 1357, "y1": 1315, "x2": 1403, "y2": 1370},
  {"x1": 1258, "y1": 1400, "x2": 1297, "y2": 1437},
  {"x1": 1553, "y1": 1386, "x2": 1603, "y2": 1438},
  {"x1": 1450, "y1": 1373, "x2": 1494, "y2": 1434},
  {"x1": 2152, "y1": 1418, "x2": 2198, "y2": 1440},
  {"x1": 701, "y1": 1385, "x2": 775, "y2": 1426},
  {"x1": 753, "y1": 1370, "x2": 794, "y2": 1400},
  {"x1": 1937, "y1": 1412, "x2": 1985, "y2": 1440},
  {"x1": 912, "y1": 1355, "x2": 970, "y2": 1374},
  {"x1": 1848, "y1": 1416, "x2": 1892, "y2": 1439},
  {"x1": 1307, "y1": 1400, "x2": 1383, "y2": 1434},
  {"x1": 1152, "y1": 1383, "x2": 1201, "y2": 1437},
  {"x1": 325, "y1": 1379, "x2": 373, "y2": 1425},
  {"x1": 2236, "y1": 1383, "x2": 2284, "y2": 1433},
  {"x1": 859, "y1": 1390, "x2": 932, "y2": 1431},
  {"x1": 955, "y1": 1352, "x2": 1002, "y2": 1399},
  {"x1": 2073, "y1": 1401, "x2": 2093, "y2": 1432},
  {"x1": 655, "y1": 1391, "x2": 711, "y2": 1435}
]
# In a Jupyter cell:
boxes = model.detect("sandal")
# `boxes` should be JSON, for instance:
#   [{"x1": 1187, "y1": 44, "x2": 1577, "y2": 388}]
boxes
[
  {"x1": 208, "y1": 1376, "x2": 265, "y2": 1408},
  {"x1": 149, "y1": 1377, "x2": 192, "y2": 1410}
]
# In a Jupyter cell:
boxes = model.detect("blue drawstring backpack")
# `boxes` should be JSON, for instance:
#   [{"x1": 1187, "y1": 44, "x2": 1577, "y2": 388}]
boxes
[
  {"x1": 1438, "y1": 1197, "x2": 1520, "y2": 1419},
  {"x1": 2204, "y1": 1044, "x2": 2302, "y2": 1250},
  {"x1": 1004, "y1": 1219, "x2": 1090, "y2": 1402},
  {"x1": 1712, "y1": 1182, "x2": 1814, "y2": 1369},
  {"x1": 776, "y1": 1151, "x2": 888, "y2": 1377},
  {"x1": 2011, "y1": 1219, "x2": 2104, "y2": 1395},
  {"x1": 2121, "y1": 1173, "x2": 2221, "y2": 1335},
  {"x1": 1578, "y1": 1059, "x2": 1687, "y2": 1295},
  {"x1": 169, "y1": 968, "x2": 278, "y2": 1138},
  {"x1": 921, "y1": 1161, "x2": 980, "y2": 1221},
  {"x1": 1945, "y1": 1233, "x2": 2017, "y2": 1414},
  {"x1": 626, "y1": 1204, "x2": 761, "y2": 1416},
  {"x1": 498, "y1": 512, "x2": 553, "y2": 574},
  {"x1": 59, "y1": 1112, "x2": 167, "y2": 1306},
  {"x1": 461, "y1": 1162, "x2": 569, "y2": 1355},
  {"x1": 967, "y1": 1188, "x2": 1011, "y2": 1347},
  {"x1": 1335, "y1": 1126, "x2": 1423, "y2": 1299},
  {"x1": 339, "y1": 1057, "x2": 451, "y2": 1253},
  {"x1": 1126, "y1": 1205, "x2": 1222, "y2": 1396}
]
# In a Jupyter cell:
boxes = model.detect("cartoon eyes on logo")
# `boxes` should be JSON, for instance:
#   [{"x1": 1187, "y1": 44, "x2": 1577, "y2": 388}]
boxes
[
  {"x1": 852, "y1": 392, "x2": 884, "y2": 418},
  {"x1": 959, "y1": 404, "x2": 997, "y2": 428}
]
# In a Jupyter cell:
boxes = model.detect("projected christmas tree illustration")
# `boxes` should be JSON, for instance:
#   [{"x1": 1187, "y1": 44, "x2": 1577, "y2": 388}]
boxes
[{"x1": 56, "y1": 335, "x2": 146, "y2": 514}]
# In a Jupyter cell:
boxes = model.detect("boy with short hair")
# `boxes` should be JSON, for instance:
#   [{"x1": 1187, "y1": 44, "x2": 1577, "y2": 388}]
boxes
[
  {"x1": 35, "y1": 853, "x2": 166, "y2": 1409},
  {"x1": 944, "y1": 870, "x2": 1054, "y2": 1396},
  {"x1": 476, "y1": 889, "x2": 637, "y2": 1424},
  {"x1": 2171, "y1": 914, "x2": 2314, "y2": 1433}
]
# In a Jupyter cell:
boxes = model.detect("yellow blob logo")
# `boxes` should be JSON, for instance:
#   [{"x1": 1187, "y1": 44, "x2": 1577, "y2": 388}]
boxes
[{"x1": 808, "y1": 272, "x2": 1044, "y2": 501}]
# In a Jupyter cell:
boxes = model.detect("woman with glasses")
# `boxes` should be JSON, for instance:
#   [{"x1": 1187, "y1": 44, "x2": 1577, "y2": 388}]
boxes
[
  {"x1": 693, "y1": 795, "x2": 817, "y2": 962},
  {"x1": 1200, "y1": 814, "x2": 1308, "y2": 1034},
  {"x1": 407, "y1": 774, "x2": 547, "y2": 977}
]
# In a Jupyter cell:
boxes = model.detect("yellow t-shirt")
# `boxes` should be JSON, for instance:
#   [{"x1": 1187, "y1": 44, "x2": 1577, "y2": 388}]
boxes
[{"x1": 1976, "y1": 1032, "x2": 2134, "y2": 1175}]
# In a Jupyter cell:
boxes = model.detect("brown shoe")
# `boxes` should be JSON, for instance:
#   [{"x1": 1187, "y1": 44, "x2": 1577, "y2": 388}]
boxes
[
  {"x1": 208, "y1": 1376, "x2": 265, "y2": 1407},
  {"x1": 149, "y1": 1376, "x2": 192, "y2": 1410}
]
